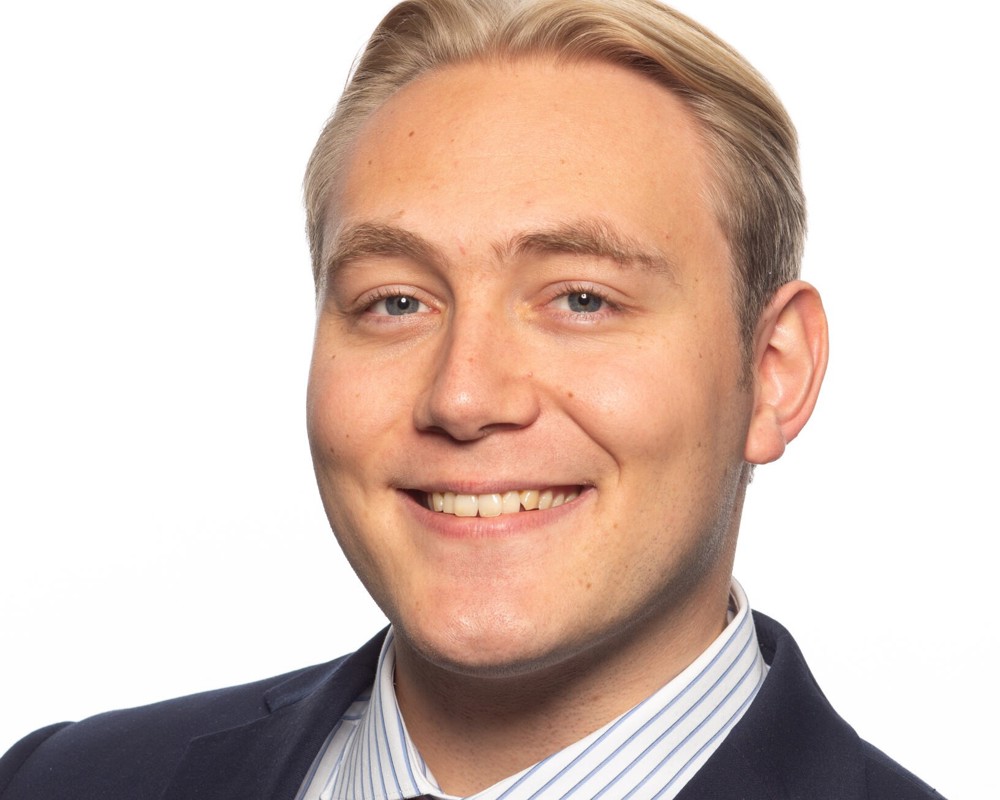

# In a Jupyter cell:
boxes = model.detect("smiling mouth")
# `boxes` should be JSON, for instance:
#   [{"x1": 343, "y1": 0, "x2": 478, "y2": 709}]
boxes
[{"x1": 418, "y1": 487, "x2": 582, "y2": 517}]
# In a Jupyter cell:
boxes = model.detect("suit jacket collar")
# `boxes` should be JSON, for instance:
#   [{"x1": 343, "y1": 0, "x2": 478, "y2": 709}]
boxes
[
  {"x1": 160, "y1": 629, "x2": 387, "y2": 800},
  {"x1": 676, "y1": 611, "x2": 866, "y2": 800},
  {"x1": 160, "y1": 615, "x2": 866, "y2": 800}
]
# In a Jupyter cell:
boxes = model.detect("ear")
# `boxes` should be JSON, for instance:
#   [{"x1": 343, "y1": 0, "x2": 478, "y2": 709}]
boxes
[{"x1": 744, "y1": 280, "x2": 829, "y2": 465}]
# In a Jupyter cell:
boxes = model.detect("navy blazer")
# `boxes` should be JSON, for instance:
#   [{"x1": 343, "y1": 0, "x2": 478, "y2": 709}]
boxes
[{"x1": 0, "y1": 613, "x2": 943, "y2": 799}]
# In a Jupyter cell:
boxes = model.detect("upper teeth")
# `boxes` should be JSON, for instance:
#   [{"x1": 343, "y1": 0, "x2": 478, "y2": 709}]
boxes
[{"x1": 427, "y1": 489, "x2": 579, "y2": 517}]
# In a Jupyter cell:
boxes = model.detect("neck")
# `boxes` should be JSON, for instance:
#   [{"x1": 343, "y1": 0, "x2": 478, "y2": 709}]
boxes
[{"x1": 392, "y1": 575, "x2": 733, "y2": 796}]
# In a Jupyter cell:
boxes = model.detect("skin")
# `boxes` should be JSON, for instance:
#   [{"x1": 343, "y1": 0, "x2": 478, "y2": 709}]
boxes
[{"x1": 307, "y1": 58, "x2": 827, "y2": 794}]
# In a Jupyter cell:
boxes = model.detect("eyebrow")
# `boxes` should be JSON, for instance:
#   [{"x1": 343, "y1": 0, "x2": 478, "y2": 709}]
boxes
[
  {"x1": 323, "y1": 222, "x2": 448, "y2": 285},
  {"x1": 322, "y1": 217, "x2": 675, "y2": 285},
  {"x1": 502, "y1": 218, "x2": 676, "y2": 277}
]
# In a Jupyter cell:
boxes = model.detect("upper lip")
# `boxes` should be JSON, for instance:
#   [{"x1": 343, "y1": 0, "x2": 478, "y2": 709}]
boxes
[{"x1": 404, "y1": 482, "x2": 587, "y2": 494}]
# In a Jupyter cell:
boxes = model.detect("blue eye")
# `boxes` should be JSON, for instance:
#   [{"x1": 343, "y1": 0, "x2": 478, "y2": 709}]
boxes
[
  {"x1": 566, "y1": 291, "x2": 604, "y2": 313},
  {"x1": 371, "y1": 295, "x2": 424, "y2": 315}
]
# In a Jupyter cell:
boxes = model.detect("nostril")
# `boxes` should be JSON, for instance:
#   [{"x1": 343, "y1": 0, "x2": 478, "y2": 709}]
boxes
[{"x1": 413, "y1": 338, "x2": 541, "y2": 441}]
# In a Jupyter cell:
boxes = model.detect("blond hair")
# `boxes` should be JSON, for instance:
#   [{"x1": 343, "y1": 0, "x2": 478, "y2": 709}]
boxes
[{"x1": 304, "y1": 0, "x2": 804, "y2": 355}]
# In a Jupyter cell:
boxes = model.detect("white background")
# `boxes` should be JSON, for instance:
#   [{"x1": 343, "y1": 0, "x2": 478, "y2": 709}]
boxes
[{"x1": 1, "y1": 2, "x2": 995, "y2": 796}]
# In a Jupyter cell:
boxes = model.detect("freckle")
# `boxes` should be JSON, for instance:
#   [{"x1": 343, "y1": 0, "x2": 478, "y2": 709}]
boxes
[
  {"x1": 408, "y1": 130, "x2": 415, "y2": 137},
  {"x1": 567, "y1": 390, "x2": 574, "y2": 399},
  {"x1": 586, "y1": 581, "x2": 592, "y2": 589}
]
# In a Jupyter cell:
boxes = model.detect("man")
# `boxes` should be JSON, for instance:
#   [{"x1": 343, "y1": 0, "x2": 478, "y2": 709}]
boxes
[{"x1": 0, "y1": 1, "x2": 943, "y2": 798}]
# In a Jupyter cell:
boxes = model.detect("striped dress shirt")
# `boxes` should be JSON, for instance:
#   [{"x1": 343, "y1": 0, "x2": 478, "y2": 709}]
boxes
[{"x1": 297, "y1": 580, "x2": 766, "y2": 800}]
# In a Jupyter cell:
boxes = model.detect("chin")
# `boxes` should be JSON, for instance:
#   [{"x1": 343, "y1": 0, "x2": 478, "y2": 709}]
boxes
[{"x1": 395, "y1": 604, "x2": 574, "y2": 679}]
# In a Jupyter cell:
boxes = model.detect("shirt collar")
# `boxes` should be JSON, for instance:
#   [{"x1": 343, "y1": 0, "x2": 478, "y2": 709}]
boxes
[{"x1": 330, "y1": 579, "x2": 766, "y2": 800}]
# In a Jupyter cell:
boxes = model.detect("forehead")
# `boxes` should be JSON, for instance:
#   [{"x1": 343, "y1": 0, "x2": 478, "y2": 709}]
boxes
[{"x1": 327, "y1": 57, "x2": 726, "y2": 272}]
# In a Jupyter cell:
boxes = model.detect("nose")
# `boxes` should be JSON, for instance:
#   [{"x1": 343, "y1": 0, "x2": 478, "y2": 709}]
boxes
[{"x1": 413, "y1": 309, "x2": 540, "y2": 441}]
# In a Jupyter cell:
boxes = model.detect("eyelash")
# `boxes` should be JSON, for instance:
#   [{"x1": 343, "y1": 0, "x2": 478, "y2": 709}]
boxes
[
  {"x1": 549, "y1": 283, "x2": 619, "y2": 316},
  {"x1": 357, "y1": 287, "x2": 432, "y2": 316}
]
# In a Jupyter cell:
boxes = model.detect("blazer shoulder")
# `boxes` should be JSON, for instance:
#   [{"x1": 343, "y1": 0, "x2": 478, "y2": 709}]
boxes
[
  {"x1": 0, "y1": 723, "x2": 72, "y2": 796},
  {"x1": 862, "y1": 741, "x2": 947, "y2": 799},
  {"x1": 688, "y1": 612, "x2": 947, "y2": 800},
  {"x1": 0, "y1": 658, "x2": 348, "y2": 800},
  {"x1": 754, "y1": 613, "x2": 946, "y2": 799}
]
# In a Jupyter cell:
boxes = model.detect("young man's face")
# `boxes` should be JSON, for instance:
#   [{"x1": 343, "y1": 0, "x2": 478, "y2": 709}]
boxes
[{"x1": 307, "y1": 59, "x2": 755, "y2": 676}]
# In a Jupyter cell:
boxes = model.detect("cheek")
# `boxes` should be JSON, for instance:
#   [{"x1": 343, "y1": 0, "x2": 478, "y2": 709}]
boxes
[
  {"x1": 306, "y1": 351, "x2": 408, "y2": 589},
  {"x1": 554, "y1": 351, "x2": 699, "y2": 450},
  {"x1": 554, "y1": 330, "x2": 746, "y2": 468},
  {"x1": 307, "y1": 346, "x2": 411, "y2": 468},
  {"x1": 307, "y1": 357, "x2": 357, "y2": 470}
]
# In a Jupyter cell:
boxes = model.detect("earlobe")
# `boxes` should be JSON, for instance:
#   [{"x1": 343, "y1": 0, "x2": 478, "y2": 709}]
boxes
[{"x1": 744, "y1": 280, "x2": 829, "y2": 465}]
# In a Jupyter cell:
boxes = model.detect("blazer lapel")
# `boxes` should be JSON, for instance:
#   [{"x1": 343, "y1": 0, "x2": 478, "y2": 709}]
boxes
[{"x1": 160, "y1": 630, "x2": 386, "y2": 800}]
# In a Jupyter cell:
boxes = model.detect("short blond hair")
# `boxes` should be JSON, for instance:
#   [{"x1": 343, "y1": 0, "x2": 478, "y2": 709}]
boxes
[{"x1": 304, "y1": 0, "x2": 804, "y2": 355}]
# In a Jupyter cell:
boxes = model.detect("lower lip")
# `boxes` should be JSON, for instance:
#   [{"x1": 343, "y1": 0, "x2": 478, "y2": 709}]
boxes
[{"x1": 400, "y1": 488, "x2": 593, "y2": 538}]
